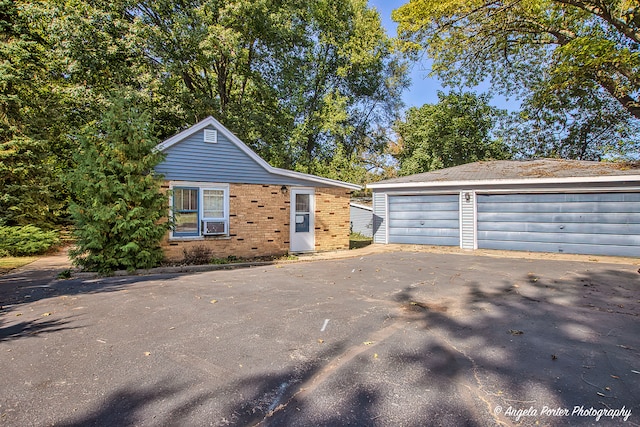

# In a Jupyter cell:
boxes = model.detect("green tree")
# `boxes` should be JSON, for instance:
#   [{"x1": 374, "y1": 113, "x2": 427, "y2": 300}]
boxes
[
  {"x1": 68, "y1": 96, "x2": 169, "y2": 273},
  {"x1": 0, "y1": 137, "x2": 64, "y2": 227},
  {"x1": 282, "y1": 0, "x2": 408, "y2": 173},
  {"x1": 0, "y1": 0, "x2": 71, "y2": 227},
  {"x1": 393, "y1": 92, "x2": 510, "y2": 175},
  {"x1": 129, "y1": 0, "x2": 406, "y2": 171},
  {"x1": 513, "y1": 89, "x2": 640, "y2": 160},
  {"x1": 2, "y1": 0, "x2": 406, "y2": 234},
  {"x1": 392, "y1": 0, "x2": 640, "y2": 158}
]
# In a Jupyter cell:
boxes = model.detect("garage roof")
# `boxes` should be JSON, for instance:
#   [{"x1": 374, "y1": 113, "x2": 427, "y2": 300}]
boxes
[{"x1": 368, "y1": 159, "x2": 640, "y2": 189}]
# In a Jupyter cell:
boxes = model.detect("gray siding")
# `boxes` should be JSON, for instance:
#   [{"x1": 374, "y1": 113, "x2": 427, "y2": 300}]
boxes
[
  {"x1": 373, "y1": 192, "x2": 387, "y2": 244},
  {"x1": 477, "y1": 192, "x2": 640, "y2": 257},
  {"x1": 156, "y1": 127, "x2": 315, "y2": 186},
  {"x1": 350, "y1": 204, "x2": 373, "y2": 237},
  {"x1": 388, "y1": 194, "x2": 459, "y2": 246}
]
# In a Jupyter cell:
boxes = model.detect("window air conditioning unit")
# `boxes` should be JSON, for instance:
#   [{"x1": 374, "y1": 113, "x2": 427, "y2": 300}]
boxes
[{"x1": 202, "y1": 220, "x2": 225, "y2": 235}]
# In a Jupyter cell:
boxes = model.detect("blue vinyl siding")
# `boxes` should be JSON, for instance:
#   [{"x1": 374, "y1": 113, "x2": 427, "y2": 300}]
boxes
[
  {"x1": 155, "y1": 127, "x2": 315, "y2": 186},
  {"x1": 477, "y1": 193, "x2": 640, "y2": 257},
  {"x1": 388, "y1": 194, "x2": 459, "y2": 246},
  {"x1": 350, "y1": 205, "x2": 373, "y2": 237}
]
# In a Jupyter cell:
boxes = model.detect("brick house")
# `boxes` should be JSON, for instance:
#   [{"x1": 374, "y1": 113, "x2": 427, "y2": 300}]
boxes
[{"x1": 154, "y1": 117, "x2": 360, "y2": 260}]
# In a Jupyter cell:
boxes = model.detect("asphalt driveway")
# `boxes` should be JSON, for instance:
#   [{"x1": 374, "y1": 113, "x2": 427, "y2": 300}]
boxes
[{"x1": 1, "y1": 249, "x2": 638, "y2": 426}]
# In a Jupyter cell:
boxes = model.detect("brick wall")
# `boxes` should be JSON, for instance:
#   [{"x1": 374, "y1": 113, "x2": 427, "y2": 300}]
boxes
[
  {"x1": 162, "y1": 183, "x2": 290, "y2": 260},
  {"x1": 161, "y1": 183, "x2": 351, "y2": 261},
  {"x1": 314, "y1": 187, "x2": 351, "y2": 251}
]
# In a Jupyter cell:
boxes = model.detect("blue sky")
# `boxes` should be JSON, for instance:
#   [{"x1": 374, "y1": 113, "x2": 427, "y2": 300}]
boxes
[
  {"x1": 368, "y1": 0, "x2": 516, "y2": 112},
  {"x1": 367, "y1": 0, "x2": 439, "y2": 109}
]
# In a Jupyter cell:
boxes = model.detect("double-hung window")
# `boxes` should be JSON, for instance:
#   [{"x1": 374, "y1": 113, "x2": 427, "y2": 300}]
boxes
[
  {"x1": 173, "y1": 188, "x2": 199, "y2": 236},
  {"x1": 201, "y1": 188, "x2": 227, "y2": 234},
  {"x1": 172, "y1": 185, "x2": 229, "y2": 238}
]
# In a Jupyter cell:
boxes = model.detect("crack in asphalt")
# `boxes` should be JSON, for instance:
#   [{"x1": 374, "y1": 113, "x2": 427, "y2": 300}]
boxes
[
  {"x1": 254, "y1": 320, "x2": 404, "y2": 426},
  {"x1": 430, "y1": 328, "x2": 511, "y2": 426}
]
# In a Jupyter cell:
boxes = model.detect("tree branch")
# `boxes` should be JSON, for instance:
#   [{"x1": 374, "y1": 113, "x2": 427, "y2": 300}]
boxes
[
  {"x1": 554, "y1": 0, "x2": 640, "y2": 44},
  {"x1": 596, "y1": 73, "x2": 640, "y2": 119}
]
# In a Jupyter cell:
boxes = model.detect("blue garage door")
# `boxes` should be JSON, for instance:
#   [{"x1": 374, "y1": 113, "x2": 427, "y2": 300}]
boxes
[
  {"x1": 477, "y1": 193, "x2": 640, "y2": 257},
  {"x1": 388, "y1": 195, "x2": 459, "y2": 246}
]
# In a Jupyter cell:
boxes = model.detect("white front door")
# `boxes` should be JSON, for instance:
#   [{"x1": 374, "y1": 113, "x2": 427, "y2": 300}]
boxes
[{"x1": 290, "y1": 188, "x2": 315, "y2": 252}]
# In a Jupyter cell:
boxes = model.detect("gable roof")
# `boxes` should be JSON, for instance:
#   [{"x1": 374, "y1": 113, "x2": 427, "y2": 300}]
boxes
[
  {"x1": 367, "y1": 159, "x2": 640, "y2": 189},
  {"x1": 155, "y1": 116, "x2": 360, "y2": 190}
]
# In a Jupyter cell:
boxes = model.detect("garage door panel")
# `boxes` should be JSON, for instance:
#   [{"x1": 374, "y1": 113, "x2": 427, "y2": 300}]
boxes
[
  {"x1": 479, "y1": 193, "x2": 640, "y2": 204},
  {"x1": 390, "y1": 211, "x2": 460, "y2": 221},
  {"x1": 390, "y1": 195, "x2": 460, "y2": 204},
  {"x1": 389, "y1": 202, "x2": 460, "y2": 212},
  {"x1": 478, "y1": 212, "x2": 639, "y2": 224},
  {"x1": 478, "y1": 230, "x2": 640, "y2": 246},
  {"x1": 389, "y1": 226, "x2": 459, "y2": 237},
  {"x1": 389, "y1": 219, "x2": 459, "y2": 229},
  {"x1": 478, "y1": 221, "x2": 640, "y2": 235},
  {"x1": 481, "y1": 240, "x2": 640, "y2": 257},
  {"x1": 389, "y1": 234, "x2": 460, "y2": 246},
  {"x1": 479, "y1": 200, "x2": 640, "y2": 214},
  {"x1": 388, "y1": 194, "x2": 459, "y2": 246},
  {"x1": 477, "y1": 193, "x2": 640, "y2": 256}
]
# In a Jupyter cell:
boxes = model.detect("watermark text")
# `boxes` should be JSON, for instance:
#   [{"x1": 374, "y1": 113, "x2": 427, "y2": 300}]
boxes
[{"x1": 493, "y1": 405, "x2": 632, "y2": 422}]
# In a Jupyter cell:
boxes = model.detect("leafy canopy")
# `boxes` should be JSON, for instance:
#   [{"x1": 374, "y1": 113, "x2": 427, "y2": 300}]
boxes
[
  {"x1": 392, "y1": 92, "x2": 511, "y2": 175},
  {"x1": 393, "y1": 0, "x2": 640, "y2": 159},
  {"x1": 123, "y1": 0, "x2": 407, "y2": 172},
  {"x1": 1, "y1": 0, "x2": 406, "y2": 230},
  {"x1": 0, "y1": 0, "x2": 73, "y2": 227}
]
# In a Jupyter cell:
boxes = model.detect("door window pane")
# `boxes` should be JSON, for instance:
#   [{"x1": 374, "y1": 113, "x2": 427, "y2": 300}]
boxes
[
  {"x1": 296, "y1": 194, "x2": 310, "y2": 212},
  {"x1": 295, "y1": 214, "x2": 310, "y2": 232}
]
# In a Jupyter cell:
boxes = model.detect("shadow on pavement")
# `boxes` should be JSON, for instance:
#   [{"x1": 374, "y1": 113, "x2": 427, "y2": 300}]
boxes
[
  {"x1": 0, "y1": 317, "x2": 78, "y2": 343},
  {"x1": 384, "y1": 268, "x2": 640, "y2": 425},
  {"x1": 2, "y1": 251, "x2": 638, "y2": 426},
  {"x1": 56, "y1": 379, "x2": 184, "y2": 427}
]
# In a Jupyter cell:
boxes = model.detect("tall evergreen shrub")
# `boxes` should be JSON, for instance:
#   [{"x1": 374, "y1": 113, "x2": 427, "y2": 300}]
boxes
[{"x1": 68, "y1": 97, "x2": 169, "y2": 273}]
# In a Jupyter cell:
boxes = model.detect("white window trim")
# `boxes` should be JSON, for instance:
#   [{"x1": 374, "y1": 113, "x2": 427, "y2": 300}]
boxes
[
  {"x1": 201, "y1": 187, "x2": 229, "y2": 235},
  {"x1": 169, "y1": 182, "x2": 230, "y2": 239}
]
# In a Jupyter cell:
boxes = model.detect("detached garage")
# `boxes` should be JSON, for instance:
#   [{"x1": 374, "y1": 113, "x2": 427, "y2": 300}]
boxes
[{"x1": 368, "y1": 159, "x2": 640, "y2": 257}]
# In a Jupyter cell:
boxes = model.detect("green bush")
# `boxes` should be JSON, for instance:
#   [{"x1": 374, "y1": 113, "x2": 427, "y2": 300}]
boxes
[
  {"x1": 0, "y1": 225, "x2": 60, "y2": 256},
  {"x1": 68, "y1": 96, "x2": 169, "y2": 273}
]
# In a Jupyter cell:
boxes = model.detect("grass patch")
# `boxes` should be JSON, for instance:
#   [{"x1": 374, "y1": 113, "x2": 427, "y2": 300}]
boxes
[
  {"x1": 57, "y1": 269, "x2": 73, "y2": 279},
  {"x1": 210, "y1": 255, "x2": 240, "y2": 265},
  {"x1": 0, "y1": 256, "x2": 39, "y2": 274},
  {"x1": 350, "y1": 232, "x2": 372, "y2": 249}
]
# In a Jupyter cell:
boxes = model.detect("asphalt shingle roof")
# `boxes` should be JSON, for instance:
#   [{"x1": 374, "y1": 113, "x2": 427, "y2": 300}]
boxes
[{"x1": 374, "y1": 159, "x2": 640, "y2": 185}]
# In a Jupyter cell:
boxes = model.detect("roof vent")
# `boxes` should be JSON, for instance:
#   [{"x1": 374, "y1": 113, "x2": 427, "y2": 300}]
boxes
[{"x1": 204, "y1": 129, "x2": 217, "y2": 144}]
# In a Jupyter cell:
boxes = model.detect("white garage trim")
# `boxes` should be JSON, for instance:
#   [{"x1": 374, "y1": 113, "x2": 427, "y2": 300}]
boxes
[{"x1": 459, "y1": 190, "x2": 477, "y2": 250}]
